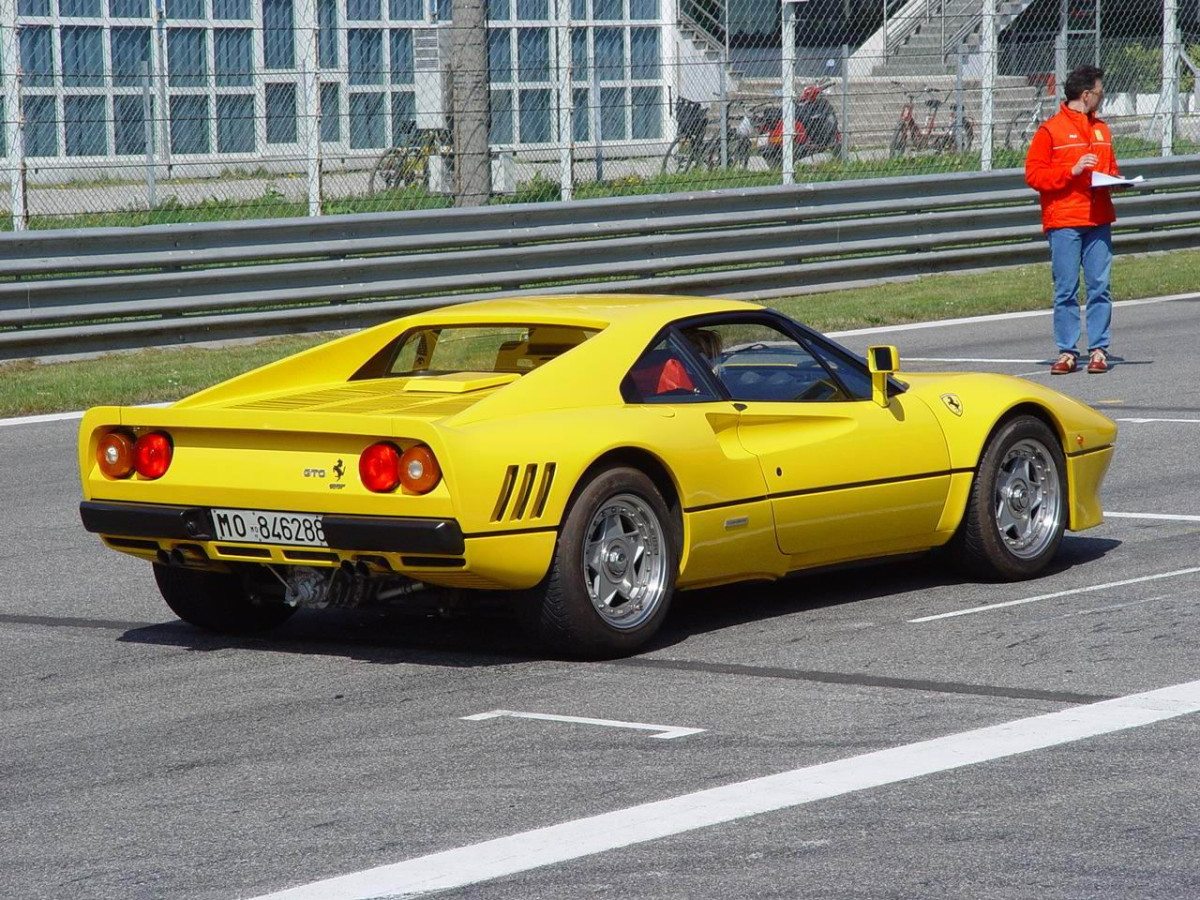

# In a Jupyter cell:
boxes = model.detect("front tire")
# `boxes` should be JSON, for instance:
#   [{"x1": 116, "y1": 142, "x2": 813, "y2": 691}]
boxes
[
  {"x1": 154, "y1": 564, "x2": 296, "y2": 634},
  {"x1": 948, "y1": 416, "x2": 1067, "y2": 580},
  {"x1": 517, "y1": 467, "x2": 677, "y2": 658}
]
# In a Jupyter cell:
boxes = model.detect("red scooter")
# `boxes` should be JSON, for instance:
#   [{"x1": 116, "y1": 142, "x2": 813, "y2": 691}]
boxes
[{"x1": 753, "y1": 80, "x2": 842, "y2": 167}]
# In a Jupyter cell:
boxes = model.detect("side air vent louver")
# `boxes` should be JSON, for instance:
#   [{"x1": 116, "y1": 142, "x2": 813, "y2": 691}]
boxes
[{"x1": 491, "y1": 462, "x2": 557, "y2": 522}]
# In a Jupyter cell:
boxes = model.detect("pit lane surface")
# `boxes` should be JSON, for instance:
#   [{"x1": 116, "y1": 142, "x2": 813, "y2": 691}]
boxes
[{"x1": 3, "y1": 293, "x2": 1199, "y2": 900}]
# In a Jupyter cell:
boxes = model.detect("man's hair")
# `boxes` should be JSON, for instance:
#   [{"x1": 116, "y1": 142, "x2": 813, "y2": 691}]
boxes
[{"x1": 1064, "y1": 66, "x2": 1105, "y2": 102}]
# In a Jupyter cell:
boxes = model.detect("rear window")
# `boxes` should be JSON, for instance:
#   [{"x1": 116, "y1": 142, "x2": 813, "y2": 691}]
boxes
[{"x1": 353, "y1": 324, "x2": 601, "y2": 379}]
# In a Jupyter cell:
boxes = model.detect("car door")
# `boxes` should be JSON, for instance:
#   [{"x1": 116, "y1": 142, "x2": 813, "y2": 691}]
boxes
[{"x1": 681, "y1": 316, "x2": 952, "y2": 564}]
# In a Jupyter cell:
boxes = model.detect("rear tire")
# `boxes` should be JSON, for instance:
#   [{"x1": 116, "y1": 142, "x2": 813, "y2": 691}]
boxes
[
  {"x1": 889, "y1": 122, "x2": 910, "y2": 159},
  {"x1": 154, "y1": 564, "x2": 296, "y2": 634},
  {"x1": 516, "y1": 467, "x2": 677, "y2": 659},
  {"x1": 947, "y1": 416, "x2": 1066, "y2": 581}
]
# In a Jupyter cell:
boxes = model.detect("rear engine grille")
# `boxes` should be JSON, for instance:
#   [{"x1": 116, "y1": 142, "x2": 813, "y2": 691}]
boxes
[{"x1": 491, "y1": 462, "x2": 556, "y2": 521}]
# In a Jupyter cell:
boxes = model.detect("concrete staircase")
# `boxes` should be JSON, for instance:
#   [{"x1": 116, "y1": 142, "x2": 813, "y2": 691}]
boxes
[{"x1": 867, "y1": 0, "x2": 1039, "y2": 78}]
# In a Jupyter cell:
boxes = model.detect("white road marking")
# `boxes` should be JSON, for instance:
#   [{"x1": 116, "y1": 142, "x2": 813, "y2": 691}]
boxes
[
  {"x1": 909, "y1": 567, "x2": 1200, "y2": 623},
  {"x1": 461, "y1": 710, "x2": 705, "y2": 741},
  {"x1": 249, "y1": 678, "x2": 1200, "y2": 900},
  {"x1": 1116, "y1": 417, "x2": 1200, "y2": 424},
  {"x1": 827, "y1": 291, "x2": 1194, "y2": 338},
  {"x1": 902, "y1": 357, "x2": 1044, "y2": 364},
  {"x1": 0, "y1": 410, "x2": 85, "y2": 428},
  {"x1": 1105, "y1": 512, "x2": 1200, "y2": 523}
]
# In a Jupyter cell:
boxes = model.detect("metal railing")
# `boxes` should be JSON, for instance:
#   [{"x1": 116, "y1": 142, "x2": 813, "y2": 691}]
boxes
[{"x1": 2, "y1": 154, "x2": 1199, "y2": 360}]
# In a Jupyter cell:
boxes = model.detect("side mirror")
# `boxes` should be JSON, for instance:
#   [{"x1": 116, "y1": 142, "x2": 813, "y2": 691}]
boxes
[{"x1": 867, "y1": 344, "x2": 899, "y2": 407}]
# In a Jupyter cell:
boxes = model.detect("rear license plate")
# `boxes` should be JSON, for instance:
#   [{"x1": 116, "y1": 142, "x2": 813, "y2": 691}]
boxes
[{"x1": 211, "y1": 508, "x2": 327, "y2": 547}]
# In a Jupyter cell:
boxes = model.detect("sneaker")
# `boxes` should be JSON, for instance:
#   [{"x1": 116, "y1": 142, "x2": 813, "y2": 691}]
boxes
[
  {"x1": 1050, "y1": 352, "x2": 1077, "y2": 375},
  {"x1": 1087, "y1": 348, "x2": 1109, "y2": 374}
]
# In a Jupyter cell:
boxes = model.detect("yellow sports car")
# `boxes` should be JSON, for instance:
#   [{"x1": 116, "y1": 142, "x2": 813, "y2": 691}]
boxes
[{"x1": 79, "y1": 295, "x2": 1116, "y2": 657}]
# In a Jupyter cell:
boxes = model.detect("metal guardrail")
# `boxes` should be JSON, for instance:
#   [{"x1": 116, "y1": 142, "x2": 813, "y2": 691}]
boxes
[{"x1": 3, "y1": 154, "x2": 1199, "y2": 360}]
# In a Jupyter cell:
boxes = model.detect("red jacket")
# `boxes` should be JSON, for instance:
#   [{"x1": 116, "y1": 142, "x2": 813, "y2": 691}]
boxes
[{"x1": 1024, "y1": 103, "x2": 1119, "y2": 231}]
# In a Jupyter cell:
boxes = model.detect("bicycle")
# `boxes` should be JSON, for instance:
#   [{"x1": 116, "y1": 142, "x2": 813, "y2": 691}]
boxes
[
  {"x1": 889, "y1": 87, "x2": 975, "y2": 158},
  {"x1": 660, "y1": 97, "x2": 753, "y2": 174},
  {"x1": 1004, "y1": 84, "x2": 1055, "y2": 150},
  {"x1": 370, "y1": 122, "x2": 453, "y2": 193}
]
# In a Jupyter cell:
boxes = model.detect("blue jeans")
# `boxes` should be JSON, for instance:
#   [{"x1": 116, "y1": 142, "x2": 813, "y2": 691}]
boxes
[{"x1": 1048, "y1": 224, "x2": 1112, "y2": 356}]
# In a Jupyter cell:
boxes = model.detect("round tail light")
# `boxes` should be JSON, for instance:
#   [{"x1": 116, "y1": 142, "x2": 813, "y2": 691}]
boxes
[
  {"x1": 360, "y1": 442, "x2": 401, "y2": 493},
  {"x1": 97, "y1": 431, "x2": 135, "y2": 479},
  {"x1": 133, "y1": 432, "x2": 173, "y2": 479},
  {"x1": 400, "y1": 444, "x2": 441, "y2": 495}
]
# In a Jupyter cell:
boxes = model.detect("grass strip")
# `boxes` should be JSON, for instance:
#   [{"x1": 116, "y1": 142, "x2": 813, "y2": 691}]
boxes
[{"x1": 2, "y1": 245, "x2": 1198, "y2": 418}]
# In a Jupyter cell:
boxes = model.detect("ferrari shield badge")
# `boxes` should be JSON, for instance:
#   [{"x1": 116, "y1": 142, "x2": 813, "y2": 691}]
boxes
[{"x1": 941, "y1": 393, "x2": 964, "y2": 416}]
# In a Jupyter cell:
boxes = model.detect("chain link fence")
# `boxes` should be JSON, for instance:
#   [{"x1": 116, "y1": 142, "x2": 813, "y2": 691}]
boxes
[{"x1": 0, "y1": 0, "x2": 1196, "y2": 229}]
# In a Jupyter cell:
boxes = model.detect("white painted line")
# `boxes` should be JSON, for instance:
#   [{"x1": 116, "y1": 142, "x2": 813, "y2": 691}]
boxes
[
  {"x1": 909, "y1": 567, "x2": 1200, "y2": 623},
  {"x1": 1116, "y1": 417, "x2": 1200, "y2": 425},
  {"x1": 0, "y1": 410, "x2": 85, "y2": 428},
  {"x1": 462, "y1": 710, "x2": 704, "y2": 741},
  {"x1": 903, "y1": 357, "x2": 1043, "y2": 364},
  {"x1": 0, "y1": 401, "x2": 172, "y2": 430},
  {"x1": 249, "y1": 678, "x2": 1200, "y2": 900},
  {"x1": 827, "y1": 291, "x2": 1193, "y2": 338},
  {"x1": 1105, "y1": 512, "x2": 1200, "y2": 523}
]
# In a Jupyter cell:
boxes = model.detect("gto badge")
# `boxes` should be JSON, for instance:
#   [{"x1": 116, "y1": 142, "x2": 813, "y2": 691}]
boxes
[
  {"x1": 303, "y1": 468, "x2": 327, "y2": 478},
  {"x1": 941, "y1": 393, "x2": 964, "y2": 416}
]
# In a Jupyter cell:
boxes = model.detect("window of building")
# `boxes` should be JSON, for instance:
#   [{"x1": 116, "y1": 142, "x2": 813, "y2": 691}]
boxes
[
  {"x1": 390, "y1": 29, "x2": 414, "y2": 84},
  {"x1": 389, "y1": 0, "x2": 422, "y2": 19},
  {"x1": 61, "y1": 25, "x2": 104, "y2": 86},
  {"x1": 114, "y1": 95, "x2": 147, "y2": 155},
  {"x1": 572, "y1": 87, "x2": 589, "y2": 141},
  {"x1": 167, "y1": 28, "x2": 207, "y2": 87},
  {"x1": 216, "y1": 93, "x2": 255, "y2": 151},
  {"x1": 517, "y1": 28, "x2": 549, "y2": 82},
  {"x1": 111, "y1": 27, "x2": 151, "y2": 87},
  {"x1": 18, "y1": 0, "x2": 52, "y2": 14},
  {"x1": 165, "y1": 0, "x2": 205, "y2": 17},
  {"x1": 348, "y1": 29, "x2": 384, "y2": 85},
  {"x1": 489, "y1": 89, "x2": 513, "y2": 143},
  {"x1": 488, "y1": 29, "x2": 512, "y2": 83},
  {"x1": 487, "y1": 0, "x2": 509, "y2": 20},
  {"x1": 109, "y1": 0, "x2": 150, "y2": 16},
  {"x1": 391, "y1": 91, "x2": 415, "y2": 144},
  {"x1": 320, "y1": 83, "x2": 341, "y2": 141},
  {"x1": 170, "y1": 94, "x2": 210, "y2": 153},
  {"x1": 64, "y1": 95, "x2": 108, "y2": 155},
  {"x1": 319, "y1": 0, "x2": 339, "y2": 67},
  {"x1": 600, "y1": 85, "x2": 625, "y2": 139},
  {"x1": 516, "y1": 0, "x2": 546, "y2": 20},
  {"x1": 594, "y1": 27, "x2": 623, "y2": 82},
  {"x1": 631, "y1": 85, "x2": 660, "y2": 138},
  {"x1": 593, "y1": 0, "x2": 620, "y2": 19},
  {"x1": 519, "y1": 89, "x2": 550, "y2": 143},
  {"x1": 348, "y1": 91, "x2": 385, "y2": 148},
  {"x1": 20, "y1": 27, "x2": 55, "y2": 88},
  {"x1": 265, "y1": 83, "x2": 297, "y2": 143},
  {"x1": 630, "y1": 27, "x2": 658, "y2": 79},
  {"x1": 347, "y1": 0, "x2": 380, "y2": 20},
  {"x1": 570, "y1": 0, "x2": 584, "y2": 19},
  {"x1": 59, "y1": 0, "x2": 101, "y2": 15},
  {"x1": 263, "y1": 0, "x2": 295, "y2": 69},
  {"x1": 212, "y1": 0, "x2": 251, "y2": 17},
  {"x1": 629, "y1": 0, "x2": 656, "y2": 18},
  {"x1": 571, "y1": 28, "x2": 587, "y2": 82},
  {"x1": 214, "y1": 29, "x2": 254, "y2": 87},
  {"x1": 23, "y1": 95, "x2": 59, "y2": 157}
]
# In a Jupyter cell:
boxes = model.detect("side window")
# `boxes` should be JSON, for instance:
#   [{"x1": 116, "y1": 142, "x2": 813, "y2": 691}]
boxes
[
  {"x1": 622, "y1": 337, "x2": 720, "y2": 404},
  {"x1": 683, "y1": 320, "x2": 848, "y2": 403},
  {"x1": 806, "y1": 337, "x2": 873, "y2": 401}
]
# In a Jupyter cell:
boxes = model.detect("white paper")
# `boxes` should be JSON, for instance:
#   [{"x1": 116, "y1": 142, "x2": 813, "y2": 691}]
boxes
[{"x1": 1092, "y1": 172, "x2": 1145, "y2": 188}]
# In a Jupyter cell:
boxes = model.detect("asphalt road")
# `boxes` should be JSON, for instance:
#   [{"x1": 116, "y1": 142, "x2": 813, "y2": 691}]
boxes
[{"x1": 3, "y1": 293, "x2": 1199, "y2": 900}]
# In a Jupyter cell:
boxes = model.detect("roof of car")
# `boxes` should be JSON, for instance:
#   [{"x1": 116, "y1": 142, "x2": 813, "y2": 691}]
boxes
[{"x1": 401, "y1": 294, "x2": 764, "y2": 329}]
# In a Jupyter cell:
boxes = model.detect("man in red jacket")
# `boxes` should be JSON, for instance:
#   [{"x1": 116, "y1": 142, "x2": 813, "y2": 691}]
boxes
[{"x1": 1024, "y1": 65, "x2": 1119, "y2": 374}]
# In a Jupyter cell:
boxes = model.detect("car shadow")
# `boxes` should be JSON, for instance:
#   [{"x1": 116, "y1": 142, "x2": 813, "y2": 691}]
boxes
[
  {"x1": 117, "y1": 535, "x2": 1121, "y2": 664},
  {"x1": 641, "y1": 534, "x2": 1123, "y2": 651}
]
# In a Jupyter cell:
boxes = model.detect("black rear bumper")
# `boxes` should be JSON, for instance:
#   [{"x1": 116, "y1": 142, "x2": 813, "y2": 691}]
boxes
[{"x1": 80, "y1": 501, "x2": 466, "y2": 555}]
